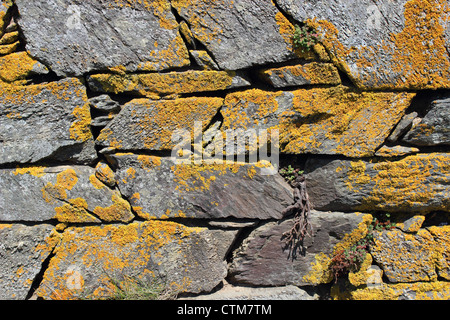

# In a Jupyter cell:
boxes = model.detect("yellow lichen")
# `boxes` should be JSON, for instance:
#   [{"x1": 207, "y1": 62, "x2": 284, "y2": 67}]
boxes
[
  {"x1": 92, "y1": 193, "x2": 134, "y2": 222},
  {"x1": 0, "y1": 52, "x2": 47, "y2": 83},
  {"x1": 13, "y1": 166, "x2": 47, "y2": 178}
]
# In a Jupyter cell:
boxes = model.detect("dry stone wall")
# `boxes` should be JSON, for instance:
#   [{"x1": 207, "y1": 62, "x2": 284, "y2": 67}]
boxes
[{"x1": 0, "y1": 0, "x2": 449, "y2": 300}]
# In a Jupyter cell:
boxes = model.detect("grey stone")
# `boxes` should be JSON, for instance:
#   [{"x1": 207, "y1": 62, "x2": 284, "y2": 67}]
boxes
[
  {"x1": 186, "y1": 284, "x2": 318, "y2": 300},
  {"x1": 0, "y1": 78, "x2": 96, "y2": 165},
  {"x1": 403, "y1": 97, "x2": 450, "y2": 146},
  {"x1": 228, "y1": 211, "x2": 370, "y2": 286},
  {"x1": 0, "y1": 165, "x2": 134, "y2": 223},
  {"x1": 0, "y1": 223, "x2": 58, "y2": 300},
  {"x1": 96, "y1": 97, "x2": 224, "y2": 152},
  {"x1": 15, "y1": 0, "x2": 189, "y2": 76},
  {"x1": 88, "y1": 95, "x2": 121, "y2": 113},
  {"x1": 387, "y1": 112, "x2": 418, "y2": 143},
  {"x1": 370, "y1": 229, "x2": 437, "y2": 283},
  {"x1": 171, "y1": 0, "x2": 297, "y2": 70},
  {"x1": 91, "y1": 116, "x2": 114, "y2": 127},
  {"x1": 278, "y1": 0, "x2": 450, "y2": 89},
  {"x1": 190, "y1": 50, "x2": 220, "y2": 70},
  {"x1": 108, "y1": 154, "x2": 294, "y2": 220},
  {"x1": 305, "y1": 153, "x2": 450, "y2": 213},
  {"x1": 35, "y1": 221, "x2": 238, "y2": 299}
]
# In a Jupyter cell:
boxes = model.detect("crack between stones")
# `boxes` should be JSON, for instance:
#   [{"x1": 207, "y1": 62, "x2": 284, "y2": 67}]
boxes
[{"x1": 25, "y1": 248, "x2": 56, "y2": 300}]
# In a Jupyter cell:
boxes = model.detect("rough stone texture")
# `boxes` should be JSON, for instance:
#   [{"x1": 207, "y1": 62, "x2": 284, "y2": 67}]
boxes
[
  {"x1": 0, "y1": 165, "x2": 134, "y2": 223},
  {"x1": 15, "y1": 0, "x2": 190, "y2": 76},
  {"x1": 259, "y1": 62, "x2": 341, "y2": 88},
  {"x1": 374, "y1": 145, "x2": 419, "y2": 158},
  {"x1": 171, "y1": 0, "x2": 298, "y2": 70},
  {"x1": 0, "y1": 51, "x2": 48, "y2": 83},
  {"x1": 88, "y1": 95, "x2": 121, "y2": 113},
  {"x1": 278, "y1": 0, "x2": 450, "y2": 90},
  {"x1": 228, "y1": 211, "x2": 371, "y2": 286},
  {"x1": 190, "y1": 50, "x2": 220, "y2": 70},
  {"x1": 96, "y1": 97, "x2": 224, "y2": 152},
  {"x1": 35, "y1": 221, "x2": 237, "y2": 299},
  {"x1": 87, "y1": 70, "x2": 250, "y2": 98},
  {"x1": 186, "y1": 284, "x2": 318, "y2": 300},
  {"x1": 387, "y1": 112, "x2": 418, "y2": 143},
  {"x1": 428, "y1": 226, "x2": 450, "y2": 280},
  {"x1": 0, "y1": 224, "x2": 60, "y2": 300},
  {"x1": 333, "y1": 281, "x2": 450, "y2": 300},
  {"x1": 403, "y1": 97, "x2": 450, "y2": 146},
  {"x1": 370, "y1": 229, "x2": 438, "y2": 283},
  {"x1": 221, "y1": 87, "x2": 415, "y2": 157},
  {"x1": 305, "y1": 153, "x2": 450, "y2": 213},
  {"x1": 0, "y1": 78, "x2": 96, "y2": 165},
  {"x1": 109, "y1": 154, "x2": 293, "y2": 220}
]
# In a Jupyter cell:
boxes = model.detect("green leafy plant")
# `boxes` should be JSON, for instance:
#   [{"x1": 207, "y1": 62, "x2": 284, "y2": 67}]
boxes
[
  {"x1": 293, "y1": 24, "x2": 320, "y2": 49},
  {"x1": 279, "y1": 165, "x2": 304, "y2": 184}
]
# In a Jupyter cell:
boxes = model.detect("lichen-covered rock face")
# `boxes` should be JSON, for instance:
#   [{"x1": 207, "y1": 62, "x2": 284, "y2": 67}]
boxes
[
  {"x1": 109, "y1": 154, "x2": 293, "y2": 220},
  {"x1": 221, "y1": 87, "x2": 415, "y2": 157},
  {"x1": 171, "y1": 0, "x2": 299, "y2": 70},
  {"x1": 403, "y1": 96, "x2": 450, "y2": 146},
  {"x1": 0, "y1": 165, "x2": 134, "y2": 223},
  {"x1": 35, "y1": 221, "x2": 237, "y2": 299},
  {"x1": 0, "y1": 0, "x2": 449, "y2": 301},
  {"x1": 15, "y1": 0, "x2": 190, "y2": 76},
  {"x1": 278, "y1": 0, "x2": 450, "y2": 90},
  {"x1": 0, "y1": 78, "x2": 96, "y2": 165},
  {"x1": 96, "y1": 97, "x2": 224, "y2": 152},
  {"x1": 228, "y1": 211, "x2": 372, "y2": 287},
  {"x1": 306, "y1": 153, "x2": 450, "y2": 213},
  {"x1": 0, "y1": 224, "x2": 60, "y2": 300}
]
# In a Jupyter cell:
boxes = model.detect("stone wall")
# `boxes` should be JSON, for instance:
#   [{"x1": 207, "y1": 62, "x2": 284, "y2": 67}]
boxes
[{"x1": 0, "y1": 0, "x2": 449, "y2": 300}]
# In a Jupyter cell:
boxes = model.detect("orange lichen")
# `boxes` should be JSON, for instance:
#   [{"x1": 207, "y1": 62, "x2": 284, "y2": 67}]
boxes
[
  {"x1": 342, "y1": 153, "x2": 450, "y2": 212},
  {"x1": 306, "y1": 0, "x2": 450, "y2": 89},
  {"x1": 92, "y1": 193, "x2": 134, "y2": 222},
  {"x1": 0, "y1": 52, "x2": 47, "y2": 83},
  {"x1": 89, "y1": 70, "x2": 237, "y2": 97},
  {"x1": 36, "y1": 220, "x2": 204, "y2": 299},
  {"x1": 13, "y1": 166, "x2": 47, "y2": 178}
]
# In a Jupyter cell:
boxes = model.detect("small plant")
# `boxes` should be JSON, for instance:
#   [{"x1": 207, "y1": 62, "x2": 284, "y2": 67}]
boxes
[
  {"x1": 293, "y1": 24, "x2": 320, "y2": 49},
  {"x1": 279, "y1": 165, "x2": 304, "y2": 185},
  {"x1": 329, "y1": 213, "x2": 395, "y2": 282},
  {"x1": 107, "y1": 275, "x2": 169, "y2": 300},
  {"x1": 329, "y1": 238, "x2": 370, "y2": 282}
]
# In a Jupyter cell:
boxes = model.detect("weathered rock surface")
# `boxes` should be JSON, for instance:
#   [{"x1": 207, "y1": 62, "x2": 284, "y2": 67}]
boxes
[
  {"x1": 0, "y1": 224, "x2": 60, "y2": 300},
  {"x1": 278, "y1": 0, "x2": 450, "y2": 89},
  {"x1": 171, "y1": 0, "x2": 298, "y2": 70},
  {"x1": 259, "y1": 62, "x2": 341, "y2": 88},
  {"x1": 35, "y1": 221, "x2": 237, "y2": 299},
  {"x1": 87, "y1": 70, "x2": 250, "y2": 98},
  {"x1": 186, "y1": 284, "x2": 318, "y2": 300},
  {"x1": 228, "y1": 211, "x2": 371, "y2": 286},
  {"x1": 0, "y1": 51, "x2": 48, "y2": 83},
  {"x1": 0, "y1": 78, "x2": 96, "y2": 165},
  {"x1": 16, "y1": 0, "x2": 190, "y2": 76},
  {"x1": 96, "y1": 97, "x2": 224, "y2": 152},
  {"x1": 333, "y1": 281, "x2": 450, "y2": 300},
  {"x1": 221, "y1": 87, "x2": 415, "y2": 157},
  {"x1": 428, "y1": 226, "x2": 450, "y2": 280},
  {"x1": 109, "y1": 154, "x2": 293, "y2": 220},
  {"x1": 305, "y1": 153, "x2": 450, "y2": 213},
  {"x1": 403, "y1": 97, "x2": 450, "y2": 146},
  {"x1": 0, "y1": 165, "x2": 134, "y2": 223},
  {"x1": 370, "y1": 229, "x2": 438, "y2": 283}
]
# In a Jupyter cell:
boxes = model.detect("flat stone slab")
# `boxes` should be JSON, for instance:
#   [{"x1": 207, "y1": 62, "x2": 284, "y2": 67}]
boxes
[
  {"x1": 96, "y1": 97, "x2": 224, "y2": 152},
  {"x1": 0, "y1": 165, "x2": 134, "y2": 223},
  {"x1": 228, "y1": 211, "x2": 372, "y2": 286},
  {"x1": 0, "y1": 223, "x2": 60, "y2": 300},
  {"x1": 305, "y1": 153, "x2": 450, "y2": 213},
  {"x1": 0, "y1": 78, "x2": 96, "y2": 165},
  {"x1": 16, "y1": 0, "x2": 190, "y2": 76},
  {"x1": 109, "y1": 154, "x2": 293, "y2": 220},
  {"x1": 221, "y1": 87, "x2": 415, "y2": 157},
  {"x1": 35, "y1": 221, "x2": 237, "y2": 299},
  {"x1": 171, "y1": 0, "x2": 298, "y2": 70},
  {"x1": 278, "y1": 0, "x2": 450, "y2": 89}
]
